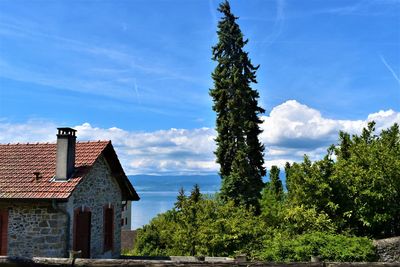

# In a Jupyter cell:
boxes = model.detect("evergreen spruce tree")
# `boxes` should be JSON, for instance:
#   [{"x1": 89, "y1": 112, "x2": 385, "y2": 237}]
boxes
[
  {"x1": 269, "y1": 165, "x2": 283, "y2": 200},
  {"x1": 284, "y1": 162, "x2": 292, "y2": 192},
  {"x1": 210, "y1": 0, "x2": 265, "y2": 208}
]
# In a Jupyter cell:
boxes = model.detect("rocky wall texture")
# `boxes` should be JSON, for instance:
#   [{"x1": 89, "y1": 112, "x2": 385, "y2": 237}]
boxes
[
  {"x1": 68, "y1": 155, "x2": 122, "y2": 259},
  {"x1": 373, "y1": 236, "x2": 400, "y2": 262},
  {"x1": 121, "y1": 230, "x2": 136, "y2": 251},
  {"x1": 0, "y1": 202, "x2": 67, "y2": 258},
  {"x1": 1, "y1": 257, "x2": 400, "y2": 267}
]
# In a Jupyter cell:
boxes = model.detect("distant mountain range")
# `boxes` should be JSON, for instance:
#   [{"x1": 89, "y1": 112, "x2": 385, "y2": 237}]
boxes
[
  {"x1": 128, "y1": 174, "x2": 221, "y2": 194},
  {"x1": 128, "y1": 172, "x2": 286, "y2": 194}
]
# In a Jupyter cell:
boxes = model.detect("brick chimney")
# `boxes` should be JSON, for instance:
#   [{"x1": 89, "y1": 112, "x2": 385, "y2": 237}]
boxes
[{"x1": 55, "y1": 127, "x2": 76, "y2": 181}]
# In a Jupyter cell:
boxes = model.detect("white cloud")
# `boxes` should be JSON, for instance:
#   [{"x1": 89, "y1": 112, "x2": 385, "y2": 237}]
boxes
[
  {"x1": 74, "y1": 123, "x2": 217, "y2": 175},
  {"x1": 0, "y1": 119, "x2": 56, "y2": 143},
  {"x1": 261, "y1": 100, "x2": 400, "y2": 165},
  {"x1": 0, "y1": 100, "x2": 399, "y2": 174},
  {"x1": 367, "y1": 109, "x2": 400, "y2": 130},
  {"x1": 261, "y1": 100, "x2": 363, "y2": 148}
]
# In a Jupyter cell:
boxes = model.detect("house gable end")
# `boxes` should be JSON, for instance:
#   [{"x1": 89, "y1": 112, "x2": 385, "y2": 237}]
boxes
[
  {"x1": 102, "y1": 142, "x2": 139, "y2": 201},
  {"x1": 69, "y1": 155, "x2": 122, "y2": 258}
]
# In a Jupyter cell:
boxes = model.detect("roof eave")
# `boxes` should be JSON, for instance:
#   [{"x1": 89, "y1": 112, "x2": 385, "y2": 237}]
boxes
[{"x1": 103, "y1": 142, "x2": 140, "y2": 201}]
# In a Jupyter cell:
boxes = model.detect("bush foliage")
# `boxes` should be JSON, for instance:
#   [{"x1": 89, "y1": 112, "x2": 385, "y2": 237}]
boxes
[{"x1": 257, "y1": 232, "x2": 377, "y2": 262}]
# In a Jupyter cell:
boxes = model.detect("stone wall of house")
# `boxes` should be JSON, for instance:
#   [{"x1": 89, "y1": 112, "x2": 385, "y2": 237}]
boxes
[
  {"x1": 67, "y1": 155, "x2": 122, "y2": 259},
  {"x1": 0, "y1": 202, "x2": 67, "y2": 258}
]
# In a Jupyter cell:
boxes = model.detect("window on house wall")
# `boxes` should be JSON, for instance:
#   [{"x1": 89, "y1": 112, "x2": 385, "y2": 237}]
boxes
[{"x1": 103, "y1": 206, "x2": 114, "y2": 252}]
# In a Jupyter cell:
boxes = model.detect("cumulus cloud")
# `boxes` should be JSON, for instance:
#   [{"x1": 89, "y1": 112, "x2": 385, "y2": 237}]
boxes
[
  {"x1": 262, "y1": 100, "x2": 362, "y2": 148},
  {"x1": 261, "y1": 100, "x2": 400, "y2": 164},
  {"x1": 75, "y1": 123, "x2": 217, "y2": 175},
  {"x1": 0, "y1": 100, "x2": 399, "y2": 174},
  {"x1": 0, "y1": 119, "x2": 57, "y2": 143}
]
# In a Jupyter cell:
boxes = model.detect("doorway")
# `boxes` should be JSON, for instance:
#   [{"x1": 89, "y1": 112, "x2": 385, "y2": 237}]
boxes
[
  {"x1": 73, "y1": 209, "x2": 91, "y2": 258},
  {"x1": 0, "y1": 209, "x2": 8, "y2": 256}
]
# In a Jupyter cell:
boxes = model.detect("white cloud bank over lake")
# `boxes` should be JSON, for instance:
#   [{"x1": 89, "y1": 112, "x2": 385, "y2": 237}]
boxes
[{"x1": 1, "y1": 100, "x2": 399, "y2": 175}]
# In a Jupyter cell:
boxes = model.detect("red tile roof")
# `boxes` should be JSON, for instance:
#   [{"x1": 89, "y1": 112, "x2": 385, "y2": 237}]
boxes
[{"x1": 0, "y1": 141, "x2": 109, "y2": 199}]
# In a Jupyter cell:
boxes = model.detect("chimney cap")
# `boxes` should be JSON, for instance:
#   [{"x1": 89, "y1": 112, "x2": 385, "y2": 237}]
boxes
[
  {"x1": 57, "y1": 127, "x2": 77, "y2": 136},
  {"x1": 33, "y1": 171, "x2": 41, "y2": 181}
]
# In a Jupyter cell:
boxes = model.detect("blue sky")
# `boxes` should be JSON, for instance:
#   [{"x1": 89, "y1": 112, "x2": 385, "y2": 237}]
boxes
[{"x1": 0, "y1": 0, "x2": 399, "y2": 175}]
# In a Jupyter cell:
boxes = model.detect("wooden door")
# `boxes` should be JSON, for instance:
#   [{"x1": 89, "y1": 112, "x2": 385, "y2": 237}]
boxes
[
  {"x1": 0, "y1": 209, "x2": 8, "y2": 256},
  {"x1": 103, "y1": 207, "x2": 114, "y2": 252},
  {"x1": 73, "y1": 210, "x2": 91, "y2": 258}
]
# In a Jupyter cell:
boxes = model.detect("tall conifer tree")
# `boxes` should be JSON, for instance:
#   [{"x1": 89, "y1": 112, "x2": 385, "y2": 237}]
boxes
[
  {"x1": 269, "y1": 165, "x2": 283, "y2": 200},
  {"x1": 210, "y1": 0, "x2": 266, "y2": 208}
]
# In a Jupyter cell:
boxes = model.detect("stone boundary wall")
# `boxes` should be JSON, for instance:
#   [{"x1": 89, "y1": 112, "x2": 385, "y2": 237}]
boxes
[
  {"x1": 374, "y1": 236, "x2": 400, "y2": 262},
  {"x1": 0, "y1": 257, "x2": 399, "y2": 267},
  {"x1": 121, "y1": 230, "x2": 136, "y2": 251}
]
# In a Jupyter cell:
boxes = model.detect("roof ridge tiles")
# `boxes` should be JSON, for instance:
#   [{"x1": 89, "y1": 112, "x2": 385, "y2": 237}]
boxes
[
  {"x1": 76, "y1": 140, "x2": 110, "y2": 144},
  {"x1": 0, "y1": 140, "x2": 110, "y2": 146},
  {"x1": 0, "y1": 142, "x2": 56, "y2": 146}
]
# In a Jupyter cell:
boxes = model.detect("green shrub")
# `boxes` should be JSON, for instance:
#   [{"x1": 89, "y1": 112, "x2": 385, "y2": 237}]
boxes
[
  {"x1": 133, "y1": 210, "x2": 177, "y2": 256},
  {"x1": 282, "y1": 205, "x2": 337, "y2": 235},
  {"x1": 256, "y1": 232, "x2": 377, "y2": 262}
]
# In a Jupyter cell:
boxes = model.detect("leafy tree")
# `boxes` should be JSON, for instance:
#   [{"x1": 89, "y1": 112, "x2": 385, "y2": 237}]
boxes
[
  {"x1": 210, "y1": 0, "x2": 265, "y2": 208},
  {"x1": 196, "y1": 199, "x2": 266, "y2": 257},
  {"x1": 286, "y1": 155, "x2": 334, "y2": 212},
  {"x1": 281, "y1": 205, "x2": 336, "y2": 235},
  {"x1": 332, "y1": 122, "x2": 400, "y2": 237},
  {"x1": 286, "y1": 122, "x2": 400, "y2": 238},
  {"x1": 133, "y1": 210, "x2": 178, "y2": 256}
]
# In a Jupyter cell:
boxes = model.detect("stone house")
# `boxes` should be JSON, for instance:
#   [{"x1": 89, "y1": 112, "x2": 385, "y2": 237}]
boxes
[{"x1": 0, "y1": 128, "x2": 139, "y2": 258}]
